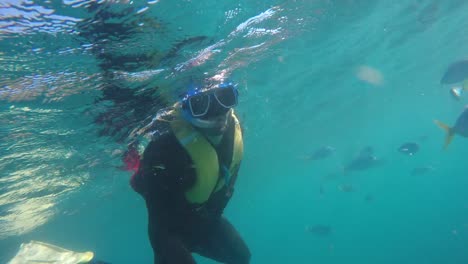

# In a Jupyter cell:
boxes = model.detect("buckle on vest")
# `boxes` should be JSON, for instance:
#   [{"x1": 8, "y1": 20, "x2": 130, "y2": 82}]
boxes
[
  {"x1": 192, "y1": 203, "x2": 206, "y2": 212},
  {"x1": 221, "y1": 165, "x2": 231, "y2": 186}
]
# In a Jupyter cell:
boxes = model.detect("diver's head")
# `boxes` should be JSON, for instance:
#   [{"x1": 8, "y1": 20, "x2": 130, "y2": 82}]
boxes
[{"x1": 181, "y1": 82, "x2": 238, "y2": 136}]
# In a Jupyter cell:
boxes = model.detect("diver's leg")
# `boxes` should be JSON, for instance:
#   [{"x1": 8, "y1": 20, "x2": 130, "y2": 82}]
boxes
[
  {"x1": 195, "y1": 217, "x2": 251, "y2": 264},
  {"x1": 152, "y1": 235, "x2": 196, "y2": 264},
  {"x1": 148, "y1": 226, "x2": 196, "y2": 264},
  {"x1": 148, "y1": 214, "x2": 196, "y2": 264}
]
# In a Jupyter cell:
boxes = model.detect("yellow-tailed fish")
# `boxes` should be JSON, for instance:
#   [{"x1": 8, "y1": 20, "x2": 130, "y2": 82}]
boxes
[{"x1": 434, "y1": 107, "x2": 468, "y2": 149}]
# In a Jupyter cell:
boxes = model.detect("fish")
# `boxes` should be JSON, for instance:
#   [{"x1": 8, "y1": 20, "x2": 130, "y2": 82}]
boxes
[
  {"x1": 321, "y1": 172, "x2": 340, "y2": 182},
  {"x1": 450, "y1": 86, "x2": 465, "y2": 100},
  {"x1": 359, "y1": 146, "x2": 374, "y2": 156},
  {"x1": 319, "y1": 185, "x2": 325, "y2": 195},
  {"x1": 344, "y1": 146, "x2": 384, "y2": 172},
  {"x1": 304, "y1": 146, "x2": 335, "y2": 161},
  {"x1": 305, "y1": 224, "x2": 332, "y2": 236},
  {"x1": 434, "y1": 107, "x2": 468, "y2": 148},
  {"x1": 364, "y1": 194, "x2": 374, "y2": 202},
  {"x1": 441, "y1": 60, "x2": 468, "y2": 100},
  {"x1": 441, "y1": 60, "x2": 468, "y2": 85},
  {"x1": 398, "y1": 142, "x2": 419, "y2": 155},
  {"x1": 418, "y1": 135, "x2": 429, "y2": 142},
  {"x1": 338, "y1": 184, "x2": 355, "y2": 193},
  {"x1": 411, "y1": 166, "x2": 435, "y2": 176}
]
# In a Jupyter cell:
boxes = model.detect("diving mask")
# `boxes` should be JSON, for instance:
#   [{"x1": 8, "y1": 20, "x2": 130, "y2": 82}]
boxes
[{"x1": 182, "y1": 83, "x2": 238, "y2": 119}]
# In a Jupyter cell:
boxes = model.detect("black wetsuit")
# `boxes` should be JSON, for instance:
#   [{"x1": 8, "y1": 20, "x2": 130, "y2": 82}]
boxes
[{"x1": 131, "y1": 116, "x2": 251, "y2": 264}]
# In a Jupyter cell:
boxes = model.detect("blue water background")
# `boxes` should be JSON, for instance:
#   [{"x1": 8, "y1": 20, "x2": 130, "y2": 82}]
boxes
[{"x1": 1, "y1": 0, "x2": 468, "y2": 263}]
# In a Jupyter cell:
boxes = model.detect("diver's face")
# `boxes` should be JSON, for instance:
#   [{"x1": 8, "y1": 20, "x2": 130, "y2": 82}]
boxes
[
  {"x1": 198, "y1": 110, "x2": 230, "y2": 136},
  {"x1": 183, "y1": 86, "x2": 236, "y2": 136}
]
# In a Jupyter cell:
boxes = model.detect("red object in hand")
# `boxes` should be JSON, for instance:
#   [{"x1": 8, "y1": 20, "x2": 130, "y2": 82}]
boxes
[
  {"x1": 123, "y1": 145, "x2": 145, "y2": 194},
  {"x1": 123, "y1": 146, "x2": 141, "y2": 172}
]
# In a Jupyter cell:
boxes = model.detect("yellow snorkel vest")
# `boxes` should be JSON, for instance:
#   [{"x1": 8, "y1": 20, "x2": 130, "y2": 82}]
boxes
[{"x1": 169, "y1": 110, "x2": 243, "y2": 204}]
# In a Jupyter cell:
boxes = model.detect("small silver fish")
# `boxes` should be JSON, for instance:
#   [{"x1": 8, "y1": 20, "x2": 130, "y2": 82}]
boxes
[{"x1": 411, "y1": 166, "x2": 435, "y2": 176}]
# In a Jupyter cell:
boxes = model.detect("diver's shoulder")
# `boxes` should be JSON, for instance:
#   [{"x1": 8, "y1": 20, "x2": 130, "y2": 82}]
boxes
[
  {"x1": 149, "y1": 124, "x2": 174, "y2": 143},
  {"x1": 142, "y1": 127, "x2": 177, "y2": 159}
]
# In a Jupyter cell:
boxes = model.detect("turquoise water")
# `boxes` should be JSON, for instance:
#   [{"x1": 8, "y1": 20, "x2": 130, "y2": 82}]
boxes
[{"x1": 1, "y1": 0, "x2": 468, "y2": 263}]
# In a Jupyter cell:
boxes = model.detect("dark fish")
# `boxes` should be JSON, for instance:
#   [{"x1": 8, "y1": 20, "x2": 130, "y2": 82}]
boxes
[
  {"x1": 344, "y1": 146, "x2": 383, "y2": 172},
  {"x1": 398, "y1": 142, "x2": 419, "y2": 155},
  {"x1": 321, "y1": 172, "x2": 340, "y2": 182},
  {"x1": 306, "y1": 224, "x2": 332, "y2": 236},
  {"x1": 364, "y1": 194, "x2": 374, "y2": 202},
  {"x1": 441, "y1": 60, "x2": 468, "y2": 85},
  {"x1": 418, "y1": 135, "x2": 429, "y2": 142},
  {"x1": 306, "y1": 146, "x2": 335, "y2": 161},
  {"x1": 359, "y1": 146, "x2": 374, "y2": 156},
  {"x1": 435, "y1": 108, "x2": 468, "y2": 148},
  {"x1": 411, "y1": 166, "x2": 435, "y2": 176},
  {"x1": 319, "y1": 185, "x2": 325, "y2": 195}
]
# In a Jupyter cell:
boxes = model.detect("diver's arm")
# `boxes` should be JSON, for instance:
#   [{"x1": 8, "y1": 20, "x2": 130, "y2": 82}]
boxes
[
  {"x1": 134, "y1": 139, "x2": 171, "y2": 197},
  {"x1": 135, "y1": 137, "x2": 176, "y2": 260},
  {"x1": 134, "y1": 132, "x2": 195, "y2": 197}
]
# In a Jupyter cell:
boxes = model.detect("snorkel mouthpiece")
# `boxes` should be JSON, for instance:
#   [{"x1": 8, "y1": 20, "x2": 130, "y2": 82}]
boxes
[{"x1": 182, "y1": 107, "x2": 230, "y2": 131}]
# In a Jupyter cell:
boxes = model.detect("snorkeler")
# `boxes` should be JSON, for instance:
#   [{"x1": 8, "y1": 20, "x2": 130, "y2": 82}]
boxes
[
  {"x1": 77, "y1": 4, "x2": 250, "y2": 263},
  {"x1": 131, "y1": 83, "x2": 251, "y2": 263}
]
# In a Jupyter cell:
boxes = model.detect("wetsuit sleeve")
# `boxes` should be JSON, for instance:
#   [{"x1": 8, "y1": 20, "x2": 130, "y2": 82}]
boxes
[
  {"x1": 136, "y1": 138, "x2": 175, "y2": 197},
  {"x1": 129, "y1": 139, "x2": 164, "y2": 196},
  {"x1": 132, "y1": 131, "x2": 196, "y2": 198},
  {"x1": 140, "y1": 139, "x2": 174, "y2": 263}
]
